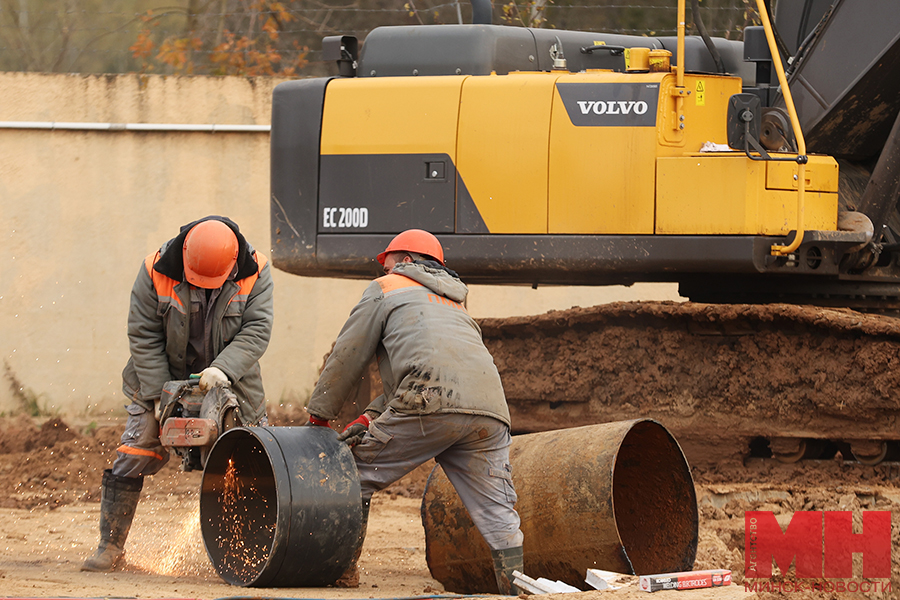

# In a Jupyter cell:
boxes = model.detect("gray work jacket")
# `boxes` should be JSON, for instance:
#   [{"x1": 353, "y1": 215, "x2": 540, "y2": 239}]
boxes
[
  {"x1": 121, "y1": 225, "x2": 274, "y2": 426},
  {"x1": 307, "y1": 261, "x2": 510, "y2": 426}
]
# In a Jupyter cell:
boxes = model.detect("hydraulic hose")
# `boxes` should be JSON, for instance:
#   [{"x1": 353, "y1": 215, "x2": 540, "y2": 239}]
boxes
[{"x1": 690, "y1": 0, "x2": 725, "y2": 73}]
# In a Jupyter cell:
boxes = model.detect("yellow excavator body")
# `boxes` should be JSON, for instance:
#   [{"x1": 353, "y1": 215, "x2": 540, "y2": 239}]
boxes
[{"x1": 319, "y1": 70, "x2": 836, "y2": 238}]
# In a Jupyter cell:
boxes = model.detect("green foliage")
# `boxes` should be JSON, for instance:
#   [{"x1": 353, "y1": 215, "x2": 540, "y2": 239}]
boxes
[
  {"x1": 500, "y1": 0, "x2": 552, "y2": 29},
  {"x1": 0, "y1": 0, "x2": 759, "y2": 75},
  {"x1": 2, "y1": 360, "x2": 56, "y2": 418}
]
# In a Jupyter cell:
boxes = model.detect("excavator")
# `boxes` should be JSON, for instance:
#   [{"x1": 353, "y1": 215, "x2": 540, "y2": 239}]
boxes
[{"x1": 269, "y1": 0, "x2": 900, "y2": 466}]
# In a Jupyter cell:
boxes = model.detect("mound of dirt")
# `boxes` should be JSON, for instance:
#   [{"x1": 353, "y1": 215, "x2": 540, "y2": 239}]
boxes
[
  {"x1": 0, "y1": 413, "x2": 431, "y2": 510},
  {"x1": 0, "y1": 416, "x2": 39, "y2": 454},
  {"x1": 0, "y1": 416, "x2": 124, "y2": 509},
  {"x1": 32, "y1": 417, "x2": 78, "y2": 448},
  {"x1": 479, "y1": 301, "x2": 900, "y2": 465}
]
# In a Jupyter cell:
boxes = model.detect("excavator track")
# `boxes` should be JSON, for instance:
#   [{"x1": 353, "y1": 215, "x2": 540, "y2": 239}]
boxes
[{"x1": 477, "y1": 301, "x2": 900, "y2": 467}]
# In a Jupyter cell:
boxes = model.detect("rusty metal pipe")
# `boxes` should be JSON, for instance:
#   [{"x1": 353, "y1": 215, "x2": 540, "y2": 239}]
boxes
[
  {"x1": 422, "y1": 419, "x2": 697, "y2": 593},
  {"x1": 200, "y1": 427, "x2": 363, "y2": 587}
]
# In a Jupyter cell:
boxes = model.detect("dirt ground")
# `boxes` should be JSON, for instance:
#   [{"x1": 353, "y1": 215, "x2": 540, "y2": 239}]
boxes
[
  {"x1": 1, "y1": 302, "x2": 899, "y2": 600},
  {"x1": 0, "y1": 415, "x2": 896, "y2": 600}
]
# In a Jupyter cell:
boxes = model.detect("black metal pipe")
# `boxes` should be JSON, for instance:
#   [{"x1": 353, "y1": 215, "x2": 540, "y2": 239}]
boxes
[{"x1": 200, "y1": 427, "x2": 363, "y2": 587}]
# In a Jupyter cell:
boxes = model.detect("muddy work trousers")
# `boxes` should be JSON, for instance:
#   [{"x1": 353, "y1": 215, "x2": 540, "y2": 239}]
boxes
[
  {"x1": 111, "y1": 403, "x2": 169, "y2": 479},
  {"x1": 353, "y1": 409, "x2": 524, "y2": 551}
]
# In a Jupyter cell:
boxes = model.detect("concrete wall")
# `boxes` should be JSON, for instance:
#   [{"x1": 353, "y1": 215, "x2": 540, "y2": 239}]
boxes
[{"x1": 0, "y1": 72, "x2": 681, "y2": 417}]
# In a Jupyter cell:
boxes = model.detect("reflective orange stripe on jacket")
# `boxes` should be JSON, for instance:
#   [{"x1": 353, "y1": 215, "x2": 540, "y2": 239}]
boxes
[
  {"x1": 143, "y1": 251, "x2": 268, "y2": 312},
  {"x1": 376, "y1": 273, "x2": 424, "y2": 295},
  {"x1": 116, "y1": 444, "x2": 164, "y2": 461},
  {"x1": 228, "y1": 252, "x2": 268, "y2": 307},
  {"x1": 376, "y1": 274, "x2": 465, "y2": 311},
  {"x1": 144, "y1": 251, "x2": 184, "y2": 314}
]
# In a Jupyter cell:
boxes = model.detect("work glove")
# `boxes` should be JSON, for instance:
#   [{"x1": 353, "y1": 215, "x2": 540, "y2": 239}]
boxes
[
  {"x1": 198, "y1": 366, "x2": 229, "y2": 391},
  {"x1": 337, "y1": 413, "x2": 373, "y2": 447},
  {"x1": 305, "y1": 413, "x2": 331, "y2": 427}
]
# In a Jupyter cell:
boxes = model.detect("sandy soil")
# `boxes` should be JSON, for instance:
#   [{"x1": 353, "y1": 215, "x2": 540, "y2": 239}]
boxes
[
  {"x1": 2, "y1": 301, "x2": 900, "y2": 600},
  {"x1": 0, "y1": 414, "x2": 445, "y2": 599},
  {"x1": 0, "y1": 415, "x2": 897, "y2": 600}
]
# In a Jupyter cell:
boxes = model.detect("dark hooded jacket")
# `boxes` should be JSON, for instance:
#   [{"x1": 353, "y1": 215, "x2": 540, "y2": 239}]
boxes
[{"x1": 121, "y1": 216, "x2": 274, "y2": 425}]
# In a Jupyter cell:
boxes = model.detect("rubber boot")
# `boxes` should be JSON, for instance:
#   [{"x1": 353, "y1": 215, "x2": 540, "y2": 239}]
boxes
[
  {"x1": 491, "y1": 546, "x2": 524, "y2": 595},
  {"x1": 81, "y1": 469, "x2": 143, "y2": 572},
  {"x1": 334, "y1": 498, "x2": 370, "y2": 588}
]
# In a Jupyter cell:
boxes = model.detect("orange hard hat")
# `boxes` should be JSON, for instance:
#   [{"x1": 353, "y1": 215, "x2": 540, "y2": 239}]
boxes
[
  {"x1": 377, "y1": 229, "x2": 444, "y2": 265},
  {"x1": 183, "y1": 220, "x2": 239, "y2": 289}
]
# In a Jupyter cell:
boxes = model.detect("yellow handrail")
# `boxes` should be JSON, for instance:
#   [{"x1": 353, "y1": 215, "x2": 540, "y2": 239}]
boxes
[
  {"x1": 756, "y1": 0, "x2": 809, "y2": 256},
  {"x1": 675, "y1": 0, "x2": 686, "y2": 127},
  {"x1": 676, "y1": 0, "x2": 685, "y2": 90}
]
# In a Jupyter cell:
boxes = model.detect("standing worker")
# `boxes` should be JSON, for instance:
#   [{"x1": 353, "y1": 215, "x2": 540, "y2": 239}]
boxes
[
  {"x1": 306, "y1": 229, "x2": 524, "y2": 594},
  {"x1": 81, "y1": 215, "x2": 274, "y2": 572}
]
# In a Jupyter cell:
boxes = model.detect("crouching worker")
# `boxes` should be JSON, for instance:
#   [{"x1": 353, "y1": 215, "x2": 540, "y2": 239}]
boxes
[
  {"x1": 81, "y1": 216, "x2": 274, "y2": 572},
  {"x1": 305, "y1": 229, "x2": 524, "y2": 594}
]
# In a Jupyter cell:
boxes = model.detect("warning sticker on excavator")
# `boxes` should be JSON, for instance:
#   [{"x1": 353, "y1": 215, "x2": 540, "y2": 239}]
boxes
[{"x1": 695, "y1": 80, "x2": 705, "y2": 106}]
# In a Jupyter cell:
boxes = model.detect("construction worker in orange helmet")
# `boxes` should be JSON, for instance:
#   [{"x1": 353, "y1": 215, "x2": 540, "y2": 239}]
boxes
[
  {"x1": 81, "y1": 216, "x2": 274, "y2": 572},
  {"x1": 376, "y1": 228, "x2": 445, "y2": 266},
  {"x1": 183, "y1": 219, "x2": 240, "y2": 288},
  {"x1": 305, "y1": 228, "x2": 524, "y2": 594}
]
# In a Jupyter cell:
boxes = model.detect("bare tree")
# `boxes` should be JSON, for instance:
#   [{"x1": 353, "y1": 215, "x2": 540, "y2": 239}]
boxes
[{"x1": 0, "y1": 0, "x2": 757, "y2": 75}]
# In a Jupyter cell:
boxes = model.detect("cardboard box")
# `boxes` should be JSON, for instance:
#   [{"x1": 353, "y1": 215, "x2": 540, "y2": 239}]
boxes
[
  {"x1": 585, "y1": 568, "x2": 628, "y2": 590},
  {"x1": 639, "y1": 569, "x2": 731, "y2": 592}
]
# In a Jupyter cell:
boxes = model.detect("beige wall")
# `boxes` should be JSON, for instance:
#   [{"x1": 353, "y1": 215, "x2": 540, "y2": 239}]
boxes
[{"x1": 0, "y1": 72, "x2": 680, "y2": 416}]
